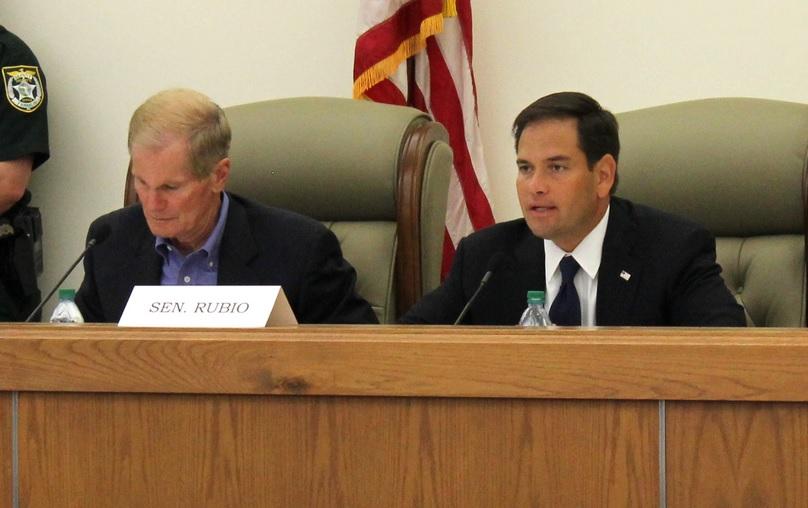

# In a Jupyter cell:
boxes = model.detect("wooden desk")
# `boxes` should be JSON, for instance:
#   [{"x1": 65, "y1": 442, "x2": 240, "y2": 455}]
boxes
[{"x1": 1, "y1": 325, "x2": 807, "y2": 507}]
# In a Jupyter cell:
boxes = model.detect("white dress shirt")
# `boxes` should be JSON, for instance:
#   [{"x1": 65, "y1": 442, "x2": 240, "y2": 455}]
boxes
[{"x1": 544, "y1": 205, "x2": 610, "y2": 326}]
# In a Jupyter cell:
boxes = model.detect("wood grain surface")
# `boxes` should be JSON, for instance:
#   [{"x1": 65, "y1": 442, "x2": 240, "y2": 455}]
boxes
[
  {"x1": 18, "y1": 393, "x2": 657, "y2": 508},
  {"x1": 4, "y1": 324, "x2": 808, "y2": 506},
  {"x1": 0, "y1": 393, "x2": 11, "y2": 508},
  {"x1": 1, "y1": 324, "x2": 808, "y2": 400},
  {"x1": 667, "y1": 401, "x2": 808, "y2": 507}
]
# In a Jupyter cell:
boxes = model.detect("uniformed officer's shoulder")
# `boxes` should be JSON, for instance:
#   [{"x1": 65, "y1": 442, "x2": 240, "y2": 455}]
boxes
[
  {"x1": 0, "y1": 27, "x2": 47, "y2": 117},
  {"x1": 0, "y1": 27, "x2": 37, "y2": 55},
  {"x1": 0, "y1": 26, "x2": 20, "y2": 47}
]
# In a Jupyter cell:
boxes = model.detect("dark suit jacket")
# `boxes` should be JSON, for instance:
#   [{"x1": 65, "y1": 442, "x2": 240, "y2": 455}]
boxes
[
  {"x1": 75, "y1": 194, "x2": 377, "y2": 324},
  {"x1": 401, "y1": 197, "x2": 745, "y2": 326}
]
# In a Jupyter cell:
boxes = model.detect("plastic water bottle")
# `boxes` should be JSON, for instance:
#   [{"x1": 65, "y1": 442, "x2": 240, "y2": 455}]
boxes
[
  {"x1": 49, "y1": 289, "x2": 85, "y2": 323},
  {"x1": 518, "y1": 290, "x2": 552, "y2": 327}
]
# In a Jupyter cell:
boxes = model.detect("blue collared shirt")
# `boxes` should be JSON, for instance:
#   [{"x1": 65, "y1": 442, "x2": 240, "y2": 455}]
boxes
[{"x1": 155, "y1": 192, "x2": 230, "y2": 286}]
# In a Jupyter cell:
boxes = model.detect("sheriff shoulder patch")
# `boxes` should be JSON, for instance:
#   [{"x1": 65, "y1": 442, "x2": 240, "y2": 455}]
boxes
[{"x1": 3, "y1": 65, "x2": 45, "y2": 113}]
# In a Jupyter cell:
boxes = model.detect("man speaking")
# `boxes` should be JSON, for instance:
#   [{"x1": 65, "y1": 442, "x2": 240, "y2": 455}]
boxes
[
  {"x1": 76, "y1": 88, "x2": 376, "y2": 324},
  {"x1": 402, "y1": 92, "x2": 745, "y2": 326}
]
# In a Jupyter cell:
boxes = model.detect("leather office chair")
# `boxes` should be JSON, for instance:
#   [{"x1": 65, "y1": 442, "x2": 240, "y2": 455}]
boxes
[
  {"x1": 125, "y1": 97, "x2": 452, "y2": 323},
  {"x1": 616, "y1": 98, "x2": 808, "y2": 326}
]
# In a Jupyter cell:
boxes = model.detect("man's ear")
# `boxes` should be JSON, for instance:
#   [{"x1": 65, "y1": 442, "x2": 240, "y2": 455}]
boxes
[
  {"x1": 594, "y1": 154, "x2": 616, "y2": 197},
  {"x1": 211, "y1": 157, "x2": 230, "y2": 191}
]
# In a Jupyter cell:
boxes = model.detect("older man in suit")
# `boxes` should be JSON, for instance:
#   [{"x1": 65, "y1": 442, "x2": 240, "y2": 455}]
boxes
[
  {"x1": 76, "y1": 88, "x2": 376, "y2": 324},
  {"x1": 401, "y1": 92, "x2": 745, "y2": 326}
]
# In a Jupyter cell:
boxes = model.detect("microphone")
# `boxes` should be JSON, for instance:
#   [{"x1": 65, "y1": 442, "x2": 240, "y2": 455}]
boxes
[
  {"x1": 25, "y1": 226, "x2": 110, "y2": 322},
  {"x1": 453, "y1": 252, "x2": 508, "y2": 325}
]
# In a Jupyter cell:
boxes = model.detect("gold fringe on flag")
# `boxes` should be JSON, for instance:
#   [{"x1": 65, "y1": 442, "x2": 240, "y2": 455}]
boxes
[
  {"x1": 443, "y1": 0, "x2": 457, "y2": 17},
  {"x1": 354, "y1": 0, "x2": 457, "y2": 100}
]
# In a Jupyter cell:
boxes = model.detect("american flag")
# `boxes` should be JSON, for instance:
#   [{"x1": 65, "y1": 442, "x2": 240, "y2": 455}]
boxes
[{"x1": 353, "y1": 0, "x2": 494, "y2": 278}]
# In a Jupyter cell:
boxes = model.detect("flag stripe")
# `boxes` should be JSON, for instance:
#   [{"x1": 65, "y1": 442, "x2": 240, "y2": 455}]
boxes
[
  {"x1": 454, "y1": 0, "x2": 479, "y2": 116},
  {"x1": 408, "y1": 73, "x2": 427, "y2": 111},
  {"x1": 422, "y1": 37, "x2": 494, "y2": 229},
  {"x1": 431, "y1": 14, "x2": 492, "y2": 218},
  {"x1": 365, "y1": 78, "x2": 407, "y2": 106},
  {"x1": 444, "y1": 171, "x2": 474, "y2": 243},
  {"x1": 441, "y1": 228, "x2": 456, "y2": 276},
  {"x1": 455, "y1": 0, "x2": 474, "y2": 63}
]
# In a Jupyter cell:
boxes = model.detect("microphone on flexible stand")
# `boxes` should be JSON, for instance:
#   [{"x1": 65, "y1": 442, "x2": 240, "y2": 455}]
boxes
[
  {"x1": 25, "y1": 226, "x2": 110, "y2": 322},
  {"x1": 453, "y1": 252, "x2": 508, "y2": 325}
]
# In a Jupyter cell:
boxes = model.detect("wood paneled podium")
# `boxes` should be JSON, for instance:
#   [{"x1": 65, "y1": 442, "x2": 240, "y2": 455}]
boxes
[{"x1": 1, "y1": 324, "x2": 807, "y2": 507}]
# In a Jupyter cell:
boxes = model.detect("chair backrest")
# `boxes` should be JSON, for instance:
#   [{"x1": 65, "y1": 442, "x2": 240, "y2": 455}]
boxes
[
  {"x1": 125, "y1": 97, "x2": 452, "y2": 323},
  {"x1": 616, "y1": 98, "x2": 808, "y2": 326}
]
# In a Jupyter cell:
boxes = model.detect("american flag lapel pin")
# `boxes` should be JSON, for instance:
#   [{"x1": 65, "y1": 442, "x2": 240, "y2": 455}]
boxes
[{"x1": 620, "y1": 270, "x2": 631, "y2": 281}]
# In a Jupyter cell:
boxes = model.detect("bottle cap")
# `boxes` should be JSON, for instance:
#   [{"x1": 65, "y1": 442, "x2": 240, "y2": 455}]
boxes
[
  {"x1": 527, "y1": 290, "x2": 545, "y2": 304},
  {"x1": 58, "y1": 288, "x2": 76, "y2": 300}
]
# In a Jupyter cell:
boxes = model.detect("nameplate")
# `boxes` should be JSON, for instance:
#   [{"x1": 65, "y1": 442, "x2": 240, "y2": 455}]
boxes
[{"x1": 118, "y1": 285, "x2": 297, "y2": 328}]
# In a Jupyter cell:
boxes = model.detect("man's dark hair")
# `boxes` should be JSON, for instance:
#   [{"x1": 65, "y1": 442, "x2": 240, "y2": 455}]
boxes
[{"x1": 512, "y1": 92, "x2": 620, "y2": 193}]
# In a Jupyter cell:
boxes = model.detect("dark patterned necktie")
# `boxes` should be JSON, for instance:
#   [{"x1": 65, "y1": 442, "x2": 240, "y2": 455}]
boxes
[{"x1": 549, "y1": 256, "x2": 581, "y2": 326}]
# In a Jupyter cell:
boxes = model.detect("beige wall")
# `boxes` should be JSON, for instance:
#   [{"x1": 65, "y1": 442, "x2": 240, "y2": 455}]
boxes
[
  {"x1": 474, "y1": 1, "x2": 808, "y2": 223},
  {"x1": 5, "y1": 0, "x2": 808, "y2": 317}
]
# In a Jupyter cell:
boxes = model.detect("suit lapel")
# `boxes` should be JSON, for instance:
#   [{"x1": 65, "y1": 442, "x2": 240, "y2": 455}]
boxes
[
  {"x1": 102, "y1": 211, "x2": 162, "y2": 320},
  {"x1": 513, "y1": 228, "x2": 546, "y2": 291},
  {"x1": 474, "y1": 222, "x2": 545, "y2": 324},
  {"x1": 127, "y1": 213, "x2": 162, "y2": 286},
  {"x1": 216, "y1": 197, "x2": 259, "y2": 285},
  {"x1": 596, "y1": 199, "x2": 643, "y2": 326},
  {"x1": 131, "y1": 247, "x2": 162, "y2": 285}
]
